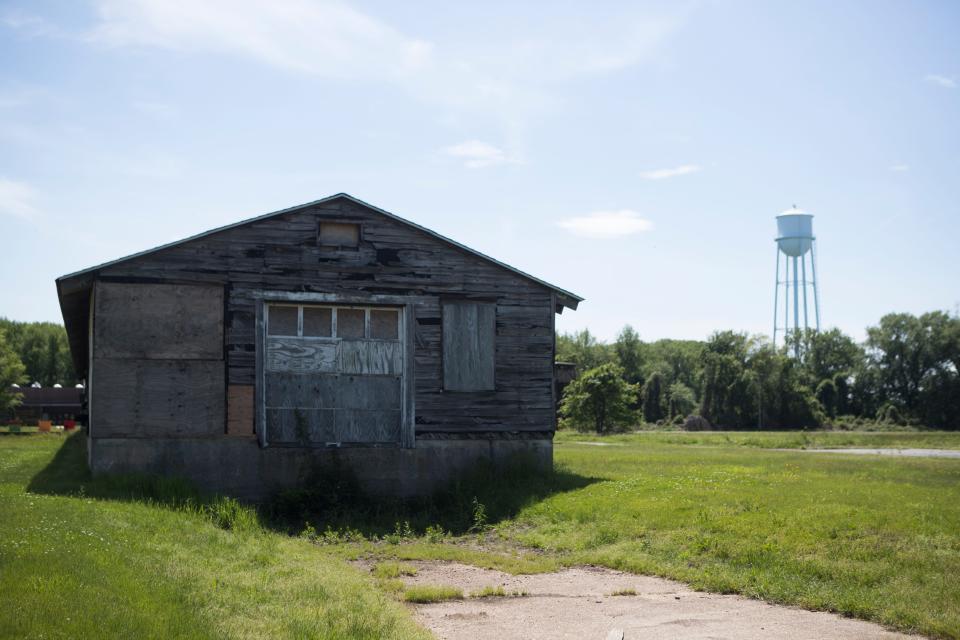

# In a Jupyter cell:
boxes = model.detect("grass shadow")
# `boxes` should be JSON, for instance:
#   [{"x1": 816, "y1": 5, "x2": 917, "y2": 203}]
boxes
[
  {"x1": 28, "y1": 432, "x2": 598, "y2": 538},
  {"x1": 265, "y1": 452, "x2": 599, "y2": 538}
]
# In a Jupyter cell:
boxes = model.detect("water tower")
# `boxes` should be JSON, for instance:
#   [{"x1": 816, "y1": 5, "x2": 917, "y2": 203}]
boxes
[{"x1": 773, "y1": 206, "x2": 820, "y2": 355}]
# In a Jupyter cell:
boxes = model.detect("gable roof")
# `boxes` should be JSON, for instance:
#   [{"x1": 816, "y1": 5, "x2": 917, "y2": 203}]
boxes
[
  {"x1": 56, "y1": 193, "x2": 582, "y2": 374},
  {"x1": 58, "y1": 193, "x2": 582, "y2": 307}
]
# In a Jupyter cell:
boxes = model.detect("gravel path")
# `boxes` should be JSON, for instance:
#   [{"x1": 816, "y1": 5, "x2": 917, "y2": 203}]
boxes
[
  {"x1": 400, "y1": 562, "x2": 921, "y2": 640},
  {"x1": 782, "y1": 448, "x2": 960, "y2": 459}
]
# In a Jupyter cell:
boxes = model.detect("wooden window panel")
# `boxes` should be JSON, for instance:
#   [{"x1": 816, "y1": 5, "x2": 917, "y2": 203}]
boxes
[
  {"x1": 442, "y1": 302, "x2": 495, "y2": 391},
  {"x1": 302, "y1": 307, "x2": 332, "y2": 337},
  {"x1": 337, "y1": 308, "x2": 365, "y2": 339},
  {"x1": 369, "y1": 309, "x2": 399, "y2": 340},
  {"x1": 318, "y1": 222, "x2": 360, "y2": 248},
  {"x1": 268, "y1": 305, "x2": 299, "y2": 336}
]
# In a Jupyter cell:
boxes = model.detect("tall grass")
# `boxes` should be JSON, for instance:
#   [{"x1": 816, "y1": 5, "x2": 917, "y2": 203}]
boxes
[{"x1": 0, "y1": 433, "x2": 430, "y2": 640}]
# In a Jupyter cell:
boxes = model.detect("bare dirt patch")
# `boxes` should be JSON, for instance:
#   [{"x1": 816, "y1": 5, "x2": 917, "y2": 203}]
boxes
[{"x1": 396, "y1": 561, "x2": 921, "y2": 640}]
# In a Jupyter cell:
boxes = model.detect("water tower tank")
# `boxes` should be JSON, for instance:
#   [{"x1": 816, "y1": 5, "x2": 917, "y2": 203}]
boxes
[
  {"x1": 772, "y1": 206, "x2": 821, "y2": 354},
  {"x1": 775, "y1": 208, "x2": 814, "y2": 257}
]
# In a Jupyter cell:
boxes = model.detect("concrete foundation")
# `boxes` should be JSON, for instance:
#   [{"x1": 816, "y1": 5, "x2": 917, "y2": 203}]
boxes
[{"x1": 88, "y1": 436, "x2": 553, "y2": 501}]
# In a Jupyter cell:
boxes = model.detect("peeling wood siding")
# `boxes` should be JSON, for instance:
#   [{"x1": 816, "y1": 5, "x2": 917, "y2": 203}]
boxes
[{"x1": 95, "y1": 197, "x2": 556, "y2": 435}]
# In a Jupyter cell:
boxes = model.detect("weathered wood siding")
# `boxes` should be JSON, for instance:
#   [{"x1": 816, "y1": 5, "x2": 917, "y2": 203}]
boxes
[
  {"x1": 94, "y1": 197, "x2": 555, "y2": 435},
  {"x1": 91, "y1": 282, "x2": 225, "y2": 438}
]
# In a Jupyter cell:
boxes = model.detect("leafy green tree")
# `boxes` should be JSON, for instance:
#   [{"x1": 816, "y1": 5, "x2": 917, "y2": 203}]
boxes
[
  {"x1": 789, "y1": 328, "x2": 863, "y2": 387},
  {"x1": 865, "y1": 311, "x2": 960, "y2": 426},
  {"x1": 0, "y1": 319, "x2": 76, "y2": 386},
  {"x1": 614, "y1": 325, "x2": 645, "y2": 385},
  {"x1": 699, "y1": 331, "x2": 754, "y2": 427},
  {"x1": 667, "y1": 381, "x2": 696, "y2": 418},
  {"x1": 560, "y1": 363, "x2": 638, "y2": 434},
  {"x1": 556, "y1": 329, "x2": 613, "y2": 370},
  {"x1": 642, "y1": 371, "x2": 666, "y2": 423},
  {"x1": 643, "y1": 339, "x2": 703, "y2": 395},
  {"x1": 815, "y1": 378, "x2": 838, "y2": 418},
  {"x1": 0, "y1": 329, "x2": 27, "y2": 411}
]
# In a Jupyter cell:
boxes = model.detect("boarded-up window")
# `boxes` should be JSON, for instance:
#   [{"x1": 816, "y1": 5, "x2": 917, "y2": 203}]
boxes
[
  {"x1": 303, "y1": 307, "x2": 332, "y2": 337},
  {"x1": 370, "y1": 309, "x2": 399, "y2": 340},
  {"x1": 337, "y1": 308, "x2": 365, "y2": 338},
  {"x1": 318, "y1": 221, "x2": 360, "y2": 248},
  {"x1": 442, "y1": 303, "x2": 495, "y2": 392},
  {"x1": 268, "y1": 306, "x2": 299, "y2": 336}
]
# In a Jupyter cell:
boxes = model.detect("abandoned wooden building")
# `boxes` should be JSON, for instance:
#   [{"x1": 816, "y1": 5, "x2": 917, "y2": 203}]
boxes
[{"x1": 56, "y1": 194, "x2": 581, "y2": 499}]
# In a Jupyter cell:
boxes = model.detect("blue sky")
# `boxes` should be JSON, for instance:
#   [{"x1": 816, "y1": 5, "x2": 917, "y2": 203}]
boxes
[{"x1": 1, "y1": 1, "x2": 957, "y2": 342}]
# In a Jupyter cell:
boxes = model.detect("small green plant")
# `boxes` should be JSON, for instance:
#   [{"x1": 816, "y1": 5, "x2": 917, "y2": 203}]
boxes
[
  {"x1": 610, "y1": 588, "x2": 637, "y2": 596},
  {"x1": 471, "y1": 585, "x2": 506, "y2": 598},
  {"x1": 316, "y1": 525, "x2": 365, "y2": 545},
  {"x1": 384, "y1": 520, "x2": 415, "y2": 544},
  {"x1": 373, "y1": 562, "x2": 418, "y2": 579},
  {"x1": 425, "y1": 524, "x2": 449, "y2": 543},
  {"x1": 469, "y1": 497, "x2": 488, "y2": 532},
  {"x1": 299, "y1": 522, "x2": 318, "y2": 540},
  {"x1": 402, "y1": 585, "x2": 463, "y2": 603},
  {"x1": 203, "y1": 497, "x2": 260, "y2": 533}
]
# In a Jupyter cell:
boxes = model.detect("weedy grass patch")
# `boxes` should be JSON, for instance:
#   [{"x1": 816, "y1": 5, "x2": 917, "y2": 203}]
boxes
[
  {"x1": 402, "y1": 585, "x2": 464, "y2": 603},
  {"x1": 373, "y1": 561, "x2": 419, "y2": 579}
]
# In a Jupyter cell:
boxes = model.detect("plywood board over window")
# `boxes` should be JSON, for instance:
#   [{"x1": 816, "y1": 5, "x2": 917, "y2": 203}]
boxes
[
  {"x1": 442, "y1": 302, "x2": 495, "y2": 392},
  {"x1": 318, "y1": 221, "x2": 360, "y2": 248}
]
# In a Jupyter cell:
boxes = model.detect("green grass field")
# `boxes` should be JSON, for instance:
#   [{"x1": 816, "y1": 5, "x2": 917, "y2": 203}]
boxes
[{"x1": 2, "y1": 431, "x2": 959, "y2": 638}]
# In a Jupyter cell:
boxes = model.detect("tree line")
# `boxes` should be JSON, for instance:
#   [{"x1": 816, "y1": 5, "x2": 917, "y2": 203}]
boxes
[
  {"x1": 558, "y1": 311, "x2": 960, "y2": 432},
  {"x1": 0, "y1": 319, "x2": 77, "y2": 399}
]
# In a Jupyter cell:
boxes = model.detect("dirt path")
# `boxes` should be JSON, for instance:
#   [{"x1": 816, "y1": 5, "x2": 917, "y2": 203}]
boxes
[
  {"x1": 399, "y1": 562, "x2": 921, "y2": 640},
  {"x1": 781, "y1": 448, "x2": 960, "y2": 459}
]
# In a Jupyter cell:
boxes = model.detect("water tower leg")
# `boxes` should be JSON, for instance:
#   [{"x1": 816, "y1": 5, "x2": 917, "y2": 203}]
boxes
[
  {"x1": 811, "y1": 241, "x2": 821, "y2": 331},
  {"x1": 792, "y1": 255, "x2": 800, "y2": 357},
  {"x1": 773, "y1": 247, "x2": 781, "y2": 347},
  {"x1": 784, "y1": 254, "x2": 790, "y2": 347},
  {"x1": 801, "y1": 253, "x2": 809, "y2": 332}
]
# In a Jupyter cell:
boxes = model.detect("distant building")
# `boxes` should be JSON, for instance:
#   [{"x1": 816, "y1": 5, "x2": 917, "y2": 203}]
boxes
[{"x1": 5, "y1": 385, "x2": 83, "y2": 424}]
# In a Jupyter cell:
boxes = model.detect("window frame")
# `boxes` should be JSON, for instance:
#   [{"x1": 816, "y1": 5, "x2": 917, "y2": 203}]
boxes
[{"x1": 265, "y1": 303, "x2": 400, "y2": 341}]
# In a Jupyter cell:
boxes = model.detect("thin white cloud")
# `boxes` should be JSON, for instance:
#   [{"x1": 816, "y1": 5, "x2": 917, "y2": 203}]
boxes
[
  {"x1": 925, "y1": 74, "x2": 956, "y2": 89},
  {"x1": 559, "y1": 210, "x2": 653, "y2": 239},
  {"x1": 0, "y1": 178, "x2": 39, "y2": 220},
  {"x1": 889, "y1": 164, "x2": 910, "y2": 172},
  {"x1": 443, "y1": 140, "x2": 516, "y2": 169},
  {"x1": 78, "y1": 1, "x2": 688, "y2": 126},
  {"x1": 639, "y1": 164, "x2": 701, "y2": 180},
  {"x1": 89, "y1": 0, "x2": 433, "y2": 79}
]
